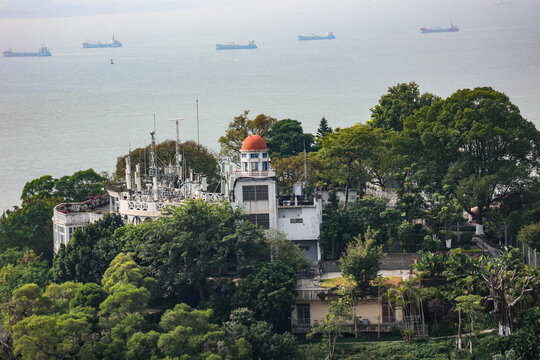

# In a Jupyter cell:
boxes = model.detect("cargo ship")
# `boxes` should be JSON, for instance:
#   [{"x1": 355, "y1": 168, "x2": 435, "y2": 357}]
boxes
[
  {"x1": 3, "y1": 46, "x2": 51, "y2": 57},
  {"x1": 216, "y1": 41, "x2": 257, "y2": 50},
  {"x1": 82, "y1": 36, "x2": 122, "y2": 48},
  {"x1": 420, "y1": 23, "x2": 459, "y2": 33},
  {"x1": 298, "y1": 32, "x2": 336, "y2": 41}
]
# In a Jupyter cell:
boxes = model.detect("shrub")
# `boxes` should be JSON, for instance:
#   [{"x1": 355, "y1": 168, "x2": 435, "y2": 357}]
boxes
[
  {"x1": 398, "y1": 223, "x2": 416, "y2": 252},
  {"x1": 518, "y1": 222, "x2": 540, "y2": 250},
  {"x1": 423, "y1": 235, "x2": 443, "y2": 252}
]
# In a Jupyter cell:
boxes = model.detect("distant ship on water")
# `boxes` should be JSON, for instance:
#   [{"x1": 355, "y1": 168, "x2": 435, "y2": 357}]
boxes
[
  {"x1": 82, "y1": 36, "x2": 122, "y2": 48},
  {"x1": 298, "y1": 32, "x2": 336, "y2": 41},
  {"x1": 420, "y1": 24, "x2": 459, "y2": 33},
  {"x1": 3, "y1": 46, "x2": 51, "y2": 57},
  {"x1": 216, "y1": 41, "x2": 257, "y2": 50}
]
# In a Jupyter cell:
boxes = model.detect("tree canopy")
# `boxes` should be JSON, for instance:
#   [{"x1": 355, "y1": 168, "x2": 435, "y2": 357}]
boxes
[
  {"x1": 218, "y1": 111, "x2": 277, "y2": 164},
  {"x1": 368, "y1": 81, "x2": 439, "y2": 132},
  {"x1": 266, "y1": 119, "x2": 314, "y2": 158}
]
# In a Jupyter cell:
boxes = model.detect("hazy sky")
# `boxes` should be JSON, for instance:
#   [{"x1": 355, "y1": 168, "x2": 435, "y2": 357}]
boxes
[{"x1": 0, "y1": 0, "x2": 215, "y2": 17}]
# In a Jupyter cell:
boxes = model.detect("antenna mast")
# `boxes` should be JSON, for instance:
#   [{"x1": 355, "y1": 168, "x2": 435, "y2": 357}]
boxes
[
  {"x1": 196, "y1": 99, "x2": 200, "y2": 146},
  {"x1": 169, "y1": 118, "x2": 184, "y2": 183},
  {"x1": 149, "y1": 116, "x2": 157, "y2": 178}
]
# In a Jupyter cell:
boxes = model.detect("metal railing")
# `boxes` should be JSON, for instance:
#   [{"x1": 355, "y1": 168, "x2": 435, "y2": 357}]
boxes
[{"x1": 508, "y1": 235, "x2": 539, "y2": 268}]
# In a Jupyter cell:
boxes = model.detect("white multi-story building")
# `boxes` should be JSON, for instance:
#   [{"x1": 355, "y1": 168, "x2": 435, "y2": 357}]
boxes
[
  {"x1": 52, "y1": 133, "x2": 323, "y2": 262},
  {"x1": 52, "y1": 196, "x2": 109, "y2": 253},
  {"x1": 231, "y1": 135, "x2": 322, "y2": 261}
]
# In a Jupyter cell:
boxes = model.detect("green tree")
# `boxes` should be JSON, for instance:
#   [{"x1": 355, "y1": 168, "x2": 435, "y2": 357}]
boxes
[
  {"x1": 517, "y1": 222, "x2": 540, "y2": 250},
  {"x1": 319, "y1": 198, "x2": 400, "y2": 259},
  {"x1": 12, "y1": 313, "x2": 92, "y2": 360},
  {"x1": 2, "y1": 284, "x2": 51, "y2": 329},
  {"x1": 0, "y1": 196, "x2": 62, "y2": 262},
  {"x1": 397, "y1": 222, "x2": 416, "y2": 252},
  {"x1": 124, "y1": 200, "x2": 268, "y2": 301},
  {"x1": 426, "y1": 192, "x2": 463, "y2": 240},
  {"x1": 363, "y1": 128, "x2": 399, "y2": 189},
  {"x1": 218, "y1": 111, "x2": 277, "y2": 164},
  {"x1": 308, "y1": 298, "x2": 353, "y2": 359},
  {"x1": 0, "y1": 251, "x2": 49, "y2": 303},
  {"x1": 43, "y1": 282, "x2": 83, "y2": 313},
  {"x1": 510, "y1": 306, "x2": 540, "y2": 360},
  {"x1": 455, "y1": 294, "x2": 483, "y2": 353},
  {"x1": 401, "y1": 88, "x2": 540, "y2": 235},
  {"x1": 125, "y1": 331, "x2": 161, "y2": 360},
  {"x1": 319, "y1": 124, "x2": 377, "y2": 204},
  {"x1": 54, "y1": 169, "x2": 106, "y2": 202},
  {"x1": 52, "y1": 213, "x2": 125, "y2": 284},
  {"x1": 232, "y1": 261, "x2": 297, "y2": 333},
  {"x1": 157, "y1": 304, "x2": 228, "y2": 359},
  {"x1": 20, "y1": 175, "x2": 55, "y2": 202},
  {"x1": 340, "y1": 229, "x2": 384, "y2": 290},
  {"x1": 272, "y1": 152, "x2": 324, "y2": 195},
  {"x1": 266, "y1": 229, "x2": 310, "y2": 272},
  {"x1": 266, "y1": 119, "x2": 314, "y2": 158},
  {"x1": 69, "y1": 283, "x2": 107, "y2": 310},
  {"x1": 368, "y1": 82, "x2": 439, "y2": 132},
  {"x1": 368, "y1": 81, "x2": 439, "y2": 132},
  {"x1": 99, "y1": 284, "x2": 150, "y2": 329},
  {"x1": 480, "y1": 250, "x2": 535, "y2": 336},
  {"x1": 101, "y1": 252, "x2": 155, "y2": 293},
  {"x1": 316, "y1": 117, "x2": 332, "y2": 139},
  {"x1": 225, "y1": 308, "x2": 297, "y2": 360}
]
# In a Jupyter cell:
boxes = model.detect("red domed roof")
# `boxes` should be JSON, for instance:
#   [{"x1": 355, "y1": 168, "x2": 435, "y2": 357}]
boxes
[{"x1": 241, "y1": 135, "x2": 268, "y2": 151}]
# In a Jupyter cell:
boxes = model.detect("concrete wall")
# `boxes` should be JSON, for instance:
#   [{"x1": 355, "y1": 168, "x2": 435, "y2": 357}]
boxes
[
  {"x1": 235, "y1": 178, "x2": 278, "y2": 229},
  {"x1": 292, "y1": 240, "x2": 319, "y2": 263},
  {"x1": 277, "y1": 206, "x2": 320, "y2": 241},
  {"x1": 380, "y1": 253, "x2": 417, "y2": 270}
]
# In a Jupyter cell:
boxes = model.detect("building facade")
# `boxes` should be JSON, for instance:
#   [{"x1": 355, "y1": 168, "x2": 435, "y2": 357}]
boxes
[{"x1": 52, "y1": 133, "x2": 323, "y2": 262}]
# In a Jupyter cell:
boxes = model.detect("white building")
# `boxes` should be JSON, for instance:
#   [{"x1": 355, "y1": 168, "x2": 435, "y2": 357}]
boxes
[
  {"x1": 52, "y1": 133, "x2": 323, "y2": 262},
  {"x1": 52, "y1": 196, "x2": 109, "y2": 253},
  {"x1": 231, "y1": 135, "x2": 323, "y2": 262}
]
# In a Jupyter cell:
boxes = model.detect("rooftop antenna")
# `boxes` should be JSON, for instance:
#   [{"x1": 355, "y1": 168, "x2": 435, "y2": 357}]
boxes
[
  {"x1": 196, "y1": 99, "x2": 200, "y2": 147},
  {"x1": 149, "y1": 116, "x2": 157, "y2": 178},
  {"x1": 169, "y1": 118, "x2": 184, "y2": 183},
  {"x1": 143, "y1": 140, "x2": 147, "y2": 178},
  {"x1": 125, "y1": 143, "x2": 134, "y2": 190}
]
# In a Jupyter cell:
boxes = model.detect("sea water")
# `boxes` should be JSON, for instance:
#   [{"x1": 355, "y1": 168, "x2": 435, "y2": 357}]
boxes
[{"x1": 1, "y1": 0, "x2": 540, "y2": 211}]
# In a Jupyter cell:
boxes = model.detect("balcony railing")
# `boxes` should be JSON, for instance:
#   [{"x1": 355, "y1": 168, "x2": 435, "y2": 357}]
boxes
[{"x1": 291, "y1": 317, "x2": 395, "y2": 334}]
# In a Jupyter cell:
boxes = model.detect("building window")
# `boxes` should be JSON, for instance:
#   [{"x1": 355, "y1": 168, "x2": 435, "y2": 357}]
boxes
[
  {"x1": 243, "y1": 162, "x2": 248, "y2": 171},
  {"x1": 262, "y1": 152, "x2": 268, "y2": 158},
  {"x1": 262, "y1": 161, "x2": 268, "y2": 171},
  {"x1": 243, "y1": 185, "x2": 268, "y2": 201},
  {"x1": 382, "y1": 303, "x2": 395, "y2": 323},
  {"x1": 242, "y1": 153, "x2": 247, "y2": 158},
  {"x1": 250, "y1": 153, "x2": 259, "y2": 158},
  {"x1": 251, "y1": 162, "x2": 258, "y2": 171},
  {"x1": 297, "y1": 304, "x2": 311, "y2": 326},
  {"x1": 290, "y1": 218, "x2": 303, "y2": 224},
  {"x1": 247, "y1": 213, "x2": 270, "y2": 229},
  {"x1": 58, "y1": 226, "x2": 65, "y2": 245}
]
